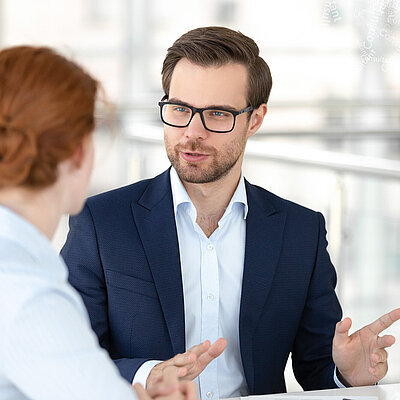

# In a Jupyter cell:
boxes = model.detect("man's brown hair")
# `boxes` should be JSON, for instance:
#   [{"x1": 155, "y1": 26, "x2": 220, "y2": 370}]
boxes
[{"x1": 161, "y1": 26, "x2": 272, "y2": 109}]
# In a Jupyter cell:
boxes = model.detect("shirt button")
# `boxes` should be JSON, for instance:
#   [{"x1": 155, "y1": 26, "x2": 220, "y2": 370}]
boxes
[
  {"x1": 206, "y1": 392, "x2": 213, "y2": 398},
  {"x1": 207, "y1": 294, "x2": 214, "y2": 301},
  {"x1": 207, "y1": 243, "x2": 214, "y2": 251}
]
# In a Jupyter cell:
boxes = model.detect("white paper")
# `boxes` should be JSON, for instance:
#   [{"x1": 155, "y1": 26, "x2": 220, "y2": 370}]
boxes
[{"x1": 241, "y1": 396, "x2": 378, "y2": 400}]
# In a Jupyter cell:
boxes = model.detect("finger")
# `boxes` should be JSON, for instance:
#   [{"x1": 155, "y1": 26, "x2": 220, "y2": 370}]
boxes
[
  {"x1": 197, "y1": 338, "x2": 227, "y2": 369},
  {"x1": 377, "y1": 334, "x2": 396, "y2": 349},
  {"x1": 160, "y1": 355, "x2": 180, "y2": 367},
  {"x1": 333, "y1": 318, "x2": 352, "y2": 347},
  {"x1": 367, "y1": 308, "x2": 400, "y2": 336},
  {"x1": 371, "y1": 349, "x2": 388, "y2": 366},
  {"x1": 368, "y1": 362, "x2": 388, "y2": 381},
  {"x1": 134, "y1": 383, "x2": 152, "y2": 400},
  {"x1": 179, "y1": 381, "x2": 198, "y2": 400},
  {"x1": 187, "y1": 340, "x2": 211, "y2": 358},
  {"x1": 172, "y1": 352, "x2": 197, "y2": 368},
  {"x1": 207, "y1": 338, "x2": 227, "y2": 358}
]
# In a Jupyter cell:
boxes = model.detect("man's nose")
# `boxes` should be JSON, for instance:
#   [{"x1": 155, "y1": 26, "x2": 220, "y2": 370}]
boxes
[{"x1": 184, "y1": 112, "x2": 208, "y2": 139}]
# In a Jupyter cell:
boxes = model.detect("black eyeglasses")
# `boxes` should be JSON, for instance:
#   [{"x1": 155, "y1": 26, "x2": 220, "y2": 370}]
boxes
[{"x1": 158, "y1": 97, "x2": 253, "y2": 134}]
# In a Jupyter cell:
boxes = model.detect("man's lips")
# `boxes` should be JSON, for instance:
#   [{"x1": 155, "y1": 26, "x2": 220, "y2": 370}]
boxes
[{"x1": 180, "y1": 151, "x2": 209, "y2": 162}]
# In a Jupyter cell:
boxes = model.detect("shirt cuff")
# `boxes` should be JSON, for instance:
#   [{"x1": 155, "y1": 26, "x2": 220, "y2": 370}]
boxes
[
  {"x1": 334, "y1": 366, "x2": 347, "y2": 388},
  {"x1": 132, "y1": 360, "x2": 162, "y2": 387}
]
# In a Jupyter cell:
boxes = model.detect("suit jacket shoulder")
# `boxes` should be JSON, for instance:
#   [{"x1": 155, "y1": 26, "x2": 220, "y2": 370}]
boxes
[
  {"x1": 246, "y1": 180, "x2": 320, "y2": 217},
  {"x1": 86, "y1": 169, "x2": 172, "y2": 214}
]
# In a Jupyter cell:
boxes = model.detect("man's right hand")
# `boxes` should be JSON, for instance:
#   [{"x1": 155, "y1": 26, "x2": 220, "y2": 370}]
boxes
[
  {"x1": 146, "y1": 338, "x2": 227, "y2": 391},
  {"x1": 135, "y1": 365, "x2": 198, "y2": 400}
]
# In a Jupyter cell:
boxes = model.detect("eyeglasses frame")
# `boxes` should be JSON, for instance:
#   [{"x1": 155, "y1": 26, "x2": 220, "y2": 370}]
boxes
[{"x1": 158, "y1": 97, "x2": 254, "y2": 134}]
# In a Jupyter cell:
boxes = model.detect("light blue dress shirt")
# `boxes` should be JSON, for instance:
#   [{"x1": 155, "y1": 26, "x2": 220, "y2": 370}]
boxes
[
  {"x1": 0, "y1": 205, "x2": 136, "y2": 400},
  {"x1": 171, "y1": 167, "x2": 249, "y2": 400}
]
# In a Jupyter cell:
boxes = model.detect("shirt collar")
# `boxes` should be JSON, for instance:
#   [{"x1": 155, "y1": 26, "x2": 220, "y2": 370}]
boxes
[
  {"x1": 170, "y1": 167, "x2": 248, "y2": 221},
  {"x1": 170, "y1": 167, "x2": 193, "y2": 216},
  {"x1": 225, "y1": 171, "x2": 248, "y2": 220}
]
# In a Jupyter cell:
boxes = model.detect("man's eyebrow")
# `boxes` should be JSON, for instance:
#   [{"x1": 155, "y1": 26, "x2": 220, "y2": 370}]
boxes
[
  {"x1": 167, "y1": 97, "x2": 190, "y2": 106},
  {"x1": 168, "y1": 97, "x2": 238, "y2": 111}
]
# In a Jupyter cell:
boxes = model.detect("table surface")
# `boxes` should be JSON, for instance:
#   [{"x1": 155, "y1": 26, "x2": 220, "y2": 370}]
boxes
[{"x1": 230, "y1": 383, "x2": 400, "y2": 400}]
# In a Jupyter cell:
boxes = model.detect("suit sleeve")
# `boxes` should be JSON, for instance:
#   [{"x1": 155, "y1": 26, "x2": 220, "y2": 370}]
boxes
[
  {"x1": 60, "y1": 204, "x2": 149, "y2": 382},
  {"x1": 291, "y1": 212, "x2": 343, "y2": 390}
]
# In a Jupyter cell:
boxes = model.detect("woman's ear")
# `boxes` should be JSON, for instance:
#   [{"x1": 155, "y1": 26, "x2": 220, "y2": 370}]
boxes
[{"x1": 70, "y1": 136, "x2": 91, "y2": 170}]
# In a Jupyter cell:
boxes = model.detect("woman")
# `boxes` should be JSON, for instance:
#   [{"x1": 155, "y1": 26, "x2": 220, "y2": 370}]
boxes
[{"x1": 0, "y1": 46, "x2": 195, "y2": 400}]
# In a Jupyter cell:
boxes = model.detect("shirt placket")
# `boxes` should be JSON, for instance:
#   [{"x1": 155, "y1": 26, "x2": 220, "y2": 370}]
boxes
[{"x1": 198, "y1": 236, "x2": 220, "y2": 400}]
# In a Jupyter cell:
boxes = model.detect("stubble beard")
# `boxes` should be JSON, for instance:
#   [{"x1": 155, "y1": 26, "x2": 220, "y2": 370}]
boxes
[{"x1": 165, "y1": 135, "x2": 247, "y2": 184}]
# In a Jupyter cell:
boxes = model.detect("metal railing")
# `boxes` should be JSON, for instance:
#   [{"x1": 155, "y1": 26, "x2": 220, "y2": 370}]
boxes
[{"x1": 123, "y1": 124, "x2": 400, "y2": 181}]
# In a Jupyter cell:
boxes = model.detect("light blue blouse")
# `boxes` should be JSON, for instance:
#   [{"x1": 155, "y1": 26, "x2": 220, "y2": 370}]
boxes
[{"x1": 0, "y1": 205, "x2": 136, "y2": 400}]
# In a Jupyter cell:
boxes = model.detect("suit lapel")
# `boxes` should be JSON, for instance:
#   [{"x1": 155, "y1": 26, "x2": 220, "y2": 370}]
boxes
[
  {"x1": 240, "y1": 181, "x2": 287, "y2": 392},
  {"x1": 131, "y1": 169, "x2": 185, "y2": 355}
]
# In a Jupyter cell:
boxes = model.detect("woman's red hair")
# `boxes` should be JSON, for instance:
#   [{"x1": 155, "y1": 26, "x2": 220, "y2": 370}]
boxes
[{"x1": 0, "y1": 46, "x2": 98, "y2": 188}]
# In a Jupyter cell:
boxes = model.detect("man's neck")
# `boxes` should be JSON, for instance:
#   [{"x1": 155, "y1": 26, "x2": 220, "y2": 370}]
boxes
[{"x1": 181, "y1": 169, "x2": 241, "y2": 238}]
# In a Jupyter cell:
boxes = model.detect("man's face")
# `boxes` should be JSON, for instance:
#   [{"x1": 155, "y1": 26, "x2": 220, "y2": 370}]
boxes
[{"x1": 164, "y1": 58, "x2": 253, "y2": 184}]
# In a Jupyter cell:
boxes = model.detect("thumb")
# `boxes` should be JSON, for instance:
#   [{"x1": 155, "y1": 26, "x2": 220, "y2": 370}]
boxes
[
  {"x1": 133, "y1": 383, "x2": 152, "y2": 400},
  {"x1": 334, "y1": 317, "x2": 352, "y2": 346}
]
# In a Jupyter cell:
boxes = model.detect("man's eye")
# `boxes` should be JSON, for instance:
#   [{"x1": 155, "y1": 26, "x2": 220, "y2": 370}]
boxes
[
  {"x1": 173, "y1": 106, "x2": 190, "y2": 113},
  {"x1": 208, "y1": 110, "x2": 228, "y2": 118}
]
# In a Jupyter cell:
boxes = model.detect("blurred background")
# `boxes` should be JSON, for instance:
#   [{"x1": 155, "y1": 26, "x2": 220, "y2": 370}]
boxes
[{"x1": 1, "y1": 0, "x2": 399, "y2": 392}]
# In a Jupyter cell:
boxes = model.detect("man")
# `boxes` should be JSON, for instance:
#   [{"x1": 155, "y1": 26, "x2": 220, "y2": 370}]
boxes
[{"x1": 61, "y1": 26, "x2": 400, "y2": 398}]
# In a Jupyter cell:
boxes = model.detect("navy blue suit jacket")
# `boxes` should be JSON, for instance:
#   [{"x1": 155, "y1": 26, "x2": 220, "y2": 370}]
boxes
[{"x1": 61, "y1": 169, "x2": 342, "y2": 395}]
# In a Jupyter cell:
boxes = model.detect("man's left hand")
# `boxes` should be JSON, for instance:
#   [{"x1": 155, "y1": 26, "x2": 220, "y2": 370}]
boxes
[{"x1": 333, "y1": 308, "x2": 400, "y2": 387}]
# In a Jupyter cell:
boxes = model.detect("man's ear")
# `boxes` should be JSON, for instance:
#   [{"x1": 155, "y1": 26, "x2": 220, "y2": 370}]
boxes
[{"x1": 247, "y1": 104, "x2": 267, "y2": 138}]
